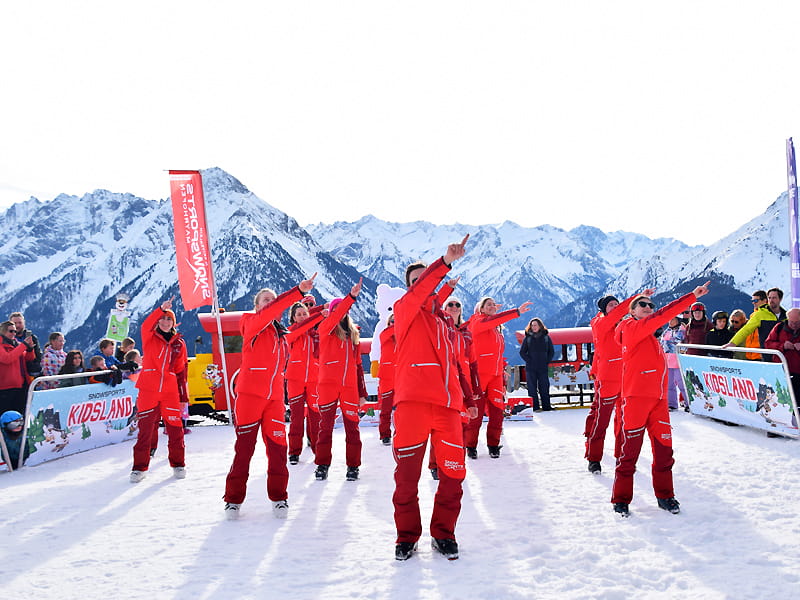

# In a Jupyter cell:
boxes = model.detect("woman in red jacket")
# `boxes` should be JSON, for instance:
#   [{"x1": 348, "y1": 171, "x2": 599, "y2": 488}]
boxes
[
  {"x1": 315, "y1": 278, "x2": 367, "y2": 482},
  {"x1": 285, "y1": 301, "x2": 325, "y2": 465},
  {"x1": 377, "y1": 315, "x2": 397, "y2": 446},
  {"x1": 129, "y1": 297, "x2": 189, "y2": 483},
  {"x1": 465, "y1": 296, "x2": 532, "y2": 459},
  {"x1": 223, "y1": 274, "x2": 316, "y2": 520},
  {"x1": 0, "y1": 321, "x2": 34, "y2": 417},
  {"x1": 611, "y1": 281, "x2": 710, "y2": 517}
]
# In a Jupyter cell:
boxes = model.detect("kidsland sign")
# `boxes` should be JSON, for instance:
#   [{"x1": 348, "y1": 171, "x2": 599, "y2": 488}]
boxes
[
  {"x1": 22, "y1": 380, "x2": 140, "y2": 467},
  {"x1": 677, "y1": 353, "x2": 799, "y2": 438}
]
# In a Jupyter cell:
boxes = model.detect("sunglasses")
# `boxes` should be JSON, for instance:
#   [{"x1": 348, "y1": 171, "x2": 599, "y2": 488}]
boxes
[
  {"x1": 637, "y1": 301, "x2": 656, "y2": 309},
  {"x1": 447, "y1": 302, "x2": 461, "y2": 308},
  {"x1": 751, "y1": 299, "x2": 761, "y2": 304}
]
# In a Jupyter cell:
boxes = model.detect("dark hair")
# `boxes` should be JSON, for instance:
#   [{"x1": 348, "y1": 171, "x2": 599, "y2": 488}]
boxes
[
  {"x1": 405, "y1": 261, "x2": 427, "y2": 287},
  {"x1": 525, "y1": 318, "x2": 548, "y2": 335},
  {"x1": 48, "y1": 331, "x2": 64, "y2": 343},
  {"x1": 59, "y1": 350, "x2": 85, "y2": 374},
  {"x1": 752, "y1": 290, "x2": 767, "y2": 301},
  {"x1": 99, "y1": 339, "x2": 115, "y2": 350},
  {"x1": 288, "y1": 302, "x2": 308, "y2": 324},
  {"x1": 767, "y1": 287, "x2": 784, "y2": 300}
]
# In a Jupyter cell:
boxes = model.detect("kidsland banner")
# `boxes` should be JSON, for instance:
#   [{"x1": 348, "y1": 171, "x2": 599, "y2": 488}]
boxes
[
  {"x1": 677, "y1": 354, "x2": 799, "y2": 438},
  {"x1": 22, "y1": 380, "x2": 140, "y2": 467}
]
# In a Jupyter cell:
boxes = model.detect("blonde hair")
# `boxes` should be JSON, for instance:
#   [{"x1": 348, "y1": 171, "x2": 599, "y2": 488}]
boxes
[
  {"x1": 445, "y1": 295, "x2": 464, "y2": 326},
  {"x1": 253, "y1": 288, "x2": 277, "y2": 310},
  {"x1": 334, "y1": 314, "x2": 360, "y2": 346}
]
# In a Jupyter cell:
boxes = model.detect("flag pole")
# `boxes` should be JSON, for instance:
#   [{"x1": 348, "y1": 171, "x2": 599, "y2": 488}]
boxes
[
  {"x1": 167, "y1": 170, "x2": 233, "y2": 425},
  {"x1": 787, "y1": 138, "x2": 800, "y2": 308}
]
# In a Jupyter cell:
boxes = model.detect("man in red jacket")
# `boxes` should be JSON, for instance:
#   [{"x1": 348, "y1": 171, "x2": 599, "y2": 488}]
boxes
[
  {"x1": 764, "y1": 308, "x2": 800, "y2": 428},
  {"x1": 392, "y1": 235, "x2": 478, "y2": 561}
]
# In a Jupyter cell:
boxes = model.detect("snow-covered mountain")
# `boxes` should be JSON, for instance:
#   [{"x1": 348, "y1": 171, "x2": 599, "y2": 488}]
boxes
[
  {"x1": 0, "y1": 168, "x2": 378, "y2": 353},
  {"x1": 0, "y1": 167, "x2": 791, "y2": 362}
]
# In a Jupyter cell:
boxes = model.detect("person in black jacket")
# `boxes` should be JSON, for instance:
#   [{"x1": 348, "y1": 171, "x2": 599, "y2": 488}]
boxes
[
  {"x1": 519, "y1": 318, "x2": 555, "y2": 411},
  {"x1": 706, "y1": 311, "x2": 734, "y2": 358}
]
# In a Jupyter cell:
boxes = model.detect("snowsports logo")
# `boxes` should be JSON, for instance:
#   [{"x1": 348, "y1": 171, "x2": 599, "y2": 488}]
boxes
[{"x1": 67, "y1": 396, "x2": 134, "y2": 427}]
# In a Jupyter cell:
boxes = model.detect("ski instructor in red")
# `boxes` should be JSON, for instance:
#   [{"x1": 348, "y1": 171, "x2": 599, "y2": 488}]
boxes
[
  {"x1": 392, "y1": 234, "x2": 479, "y2": 561},
  {"x1": 611, "y1": 280, "x2": 710, "y2": 517}
]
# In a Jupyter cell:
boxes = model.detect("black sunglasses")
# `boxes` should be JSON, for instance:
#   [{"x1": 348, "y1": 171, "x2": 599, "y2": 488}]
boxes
[
  {"x1": 751, "y1": 299, "x2": 761, "y2": 304},
  {"x1": 637, "y1": 301, "x2": 655, "y2": 309},
  {"x1": 447, "y1": 302, "x2": 461, "y2": 308}
]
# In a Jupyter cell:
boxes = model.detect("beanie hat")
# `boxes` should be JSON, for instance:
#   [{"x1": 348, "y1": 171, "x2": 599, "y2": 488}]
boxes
[
  {"x1": 302, "y1": 294, "x2": 316, "y2": 306},
  {"x1": 161, "y1": 309, "x2": 177, "y2": 323},
  {"x1": 328, "y1": 298, "x2": 343, "y2": 314},
  {"x1": 597, "y1": 295, "x2": 619, "y2": 315}
]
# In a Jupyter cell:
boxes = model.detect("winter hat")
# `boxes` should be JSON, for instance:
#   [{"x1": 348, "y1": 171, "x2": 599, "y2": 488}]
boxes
[
  {"x1": 160, "y1": 309, "x2": 177, "y2": 323},
  {"x1": 302, "y1": 294, "x2": 316, "y2": 307},
  {"x1": 597, "y1": 295, "x2": 619, "y2": 315},
  {"x1": 1, "y1": 410, "x2": 23, "y2": 431},
  {"x1": 328, "y1": 298, "x2": 343, "y2": 314},
  {"x1": 690, "y1": 302, "x2": 705, "y2": 313}
]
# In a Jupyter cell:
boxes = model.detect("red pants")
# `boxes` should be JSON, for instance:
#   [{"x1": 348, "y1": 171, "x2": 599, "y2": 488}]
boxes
[
  {"x1": 611, "y1": 395, "x2": 675, "y2": 504},
  {"x1": 224, "y1": 392, "x2": 288, "y2": 503},
  {"x1": 315, "y1": 382, "x2": 361, "y2": 467},
  {"x1": 132, "y1": 390, "x2": 185, "y2": 471},
  {"x1": 584, "y1": 379, "x2": 622, "y2": 462},
  {"x1": 378, "y1": 388, "x2": 394, "y2": 440},
  {"x1": 393, "y1": 402, "x2": 466, "y2": 543},
  {"x1": 286, "y1": 379, "x2": 320, "y2": 456},
  {"x1": 464, "y1": 373, "x2": 504, "y2": 448}
]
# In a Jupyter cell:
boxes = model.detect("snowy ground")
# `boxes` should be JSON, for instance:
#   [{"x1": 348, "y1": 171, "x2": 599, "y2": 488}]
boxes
[{"x1": 2, "y1": 408, "x2": 798, "y2": 600}]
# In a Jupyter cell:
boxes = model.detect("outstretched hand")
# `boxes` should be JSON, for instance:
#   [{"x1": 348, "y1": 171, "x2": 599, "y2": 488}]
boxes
[
  {"x1": 351, "y1": 277, "x2": 363, "y2": 297},
  {"x1": 299, "y1": 272, "x2": 317, "y2": 293},
  {"x1": 444, "y1": 234, "x2": 469, "y2": 265},
  {"x1": 518, "y1": 301, "x2": 533, "y2": 314},
  {"x1": 693, "y1": 280, "x2": 711, "y2": 298},
  {"x1": 161, "y1": 296, "x2": 175, "y2": 311}
]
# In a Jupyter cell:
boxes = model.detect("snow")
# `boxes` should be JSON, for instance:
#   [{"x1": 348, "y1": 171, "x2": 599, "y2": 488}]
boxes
[{"x1": 2, "y1": 408, "x2": 798, "y2": 599}]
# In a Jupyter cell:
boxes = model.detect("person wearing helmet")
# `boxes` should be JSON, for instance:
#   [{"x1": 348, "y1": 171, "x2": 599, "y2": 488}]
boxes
[
  {"x1": 706, "y1": 311, "x2": 733, "y2": 357},
  {"x1": 1, "y1": 410, "x2": 29, "y2": 470},
  {"x1": 684, "y1": 302, "x2": 713, "y2": 355}
]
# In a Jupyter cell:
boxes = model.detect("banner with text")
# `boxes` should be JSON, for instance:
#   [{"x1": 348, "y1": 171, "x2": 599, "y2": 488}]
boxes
[
  {"x1": 169, "y1": 170, "x2": 214, "y2": 310},
  {"x1": 677, "y1": 353, "x2": 799, "y2": 438},
  {"x1": 21, "y1": 380, "x2": 139, "y2": 467}
]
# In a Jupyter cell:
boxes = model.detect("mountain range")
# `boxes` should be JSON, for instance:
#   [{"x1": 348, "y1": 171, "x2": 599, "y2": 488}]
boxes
[{"x1": 0, "y1": 167, "x2": 790, "y2": 363}]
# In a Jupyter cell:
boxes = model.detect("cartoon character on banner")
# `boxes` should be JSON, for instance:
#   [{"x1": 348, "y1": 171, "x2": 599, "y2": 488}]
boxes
[
  {"x1": 106, "y1": 293, "x2": 131, "y2": 342},
  {"x1": 369, "y1": 284, "x2": 405, "y2": 376},
  {"x1": 202, "y1": 363, "x2": 223, "y2": 391}
]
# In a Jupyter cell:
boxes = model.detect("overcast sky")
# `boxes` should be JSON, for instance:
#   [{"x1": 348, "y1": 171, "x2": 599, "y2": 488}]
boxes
[{"x1": 1, "y1": 2, "x2": 798, "y2": 246}]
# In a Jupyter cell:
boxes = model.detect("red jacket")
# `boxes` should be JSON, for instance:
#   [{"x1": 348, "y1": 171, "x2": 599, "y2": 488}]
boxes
[
  {"x1": 377, "y1": 324, "x2": 396, "y2": 393},
  {"x1": 468, "y1": 309, "x2": 520, "y2": 377},
  {"x1": 435, "y1": 286, "x2": 480, "y2": 401},
  {"x1": 236, "y1": 286, "x2": 303, "y2": 399},
  {"x1": 284, "y1": 309, "x2": 325, "y2": 383},
  {"x1": 318, "y1": 294, "x2": 366, "y2": 396},
  {"x1": 393, "y1": 258, "x2": 465, "y2": 411},
  {"x1": 764, "y1": 322, "x2": 800, "y2": 374},
  {"x1": 590, "y1": 294, "x2": 637, "y2": 384},
  {"x1": 136, "y1": 307, "x2": 189, "y2": 401},
  {"x1": 0, "y1": 338, "x2": 33, "y2": 390},
  {"x1": 614, "y1": 293, "x2": 697, "y2": 400}
]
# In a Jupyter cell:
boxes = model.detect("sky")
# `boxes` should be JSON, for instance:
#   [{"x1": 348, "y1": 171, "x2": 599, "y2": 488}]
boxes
[
  {"x1": 2, "y1": 409, "x2": 798, "y2": 599},
  {"x1": 1, "y1": 2, "x2": 799, "y2": 246}
]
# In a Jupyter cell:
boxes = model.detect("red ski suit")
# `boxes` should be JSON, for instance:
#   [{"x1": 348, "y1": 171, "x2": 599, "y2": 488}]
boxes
[
  {"x1": 392, "y1": 258, "x2": 472, "y2": 544},
  {"x1": 611, "y1": 293, "x2": 697, "y2": 505},
  {"x1": 315, "y1": 294, "x2": 366, "y2": 469},
  {"x1": 224, "y1": 286, "x2": 303, "y2": 505},
  {"x1": 584, "y1": 295, "x2": 636, "y2": 463},
  {"x1": 465, "y1": 308, "x2": 520, "y2": 448},
  {"x1": 132, "y1": 306, "x2": 189, "y2": 472},
  {"x1": 377, "y1": 325, "x2": 397, "y2": 440},
  {"x1": 285, "y1": 307, "x2": 325, "y2": 457}
]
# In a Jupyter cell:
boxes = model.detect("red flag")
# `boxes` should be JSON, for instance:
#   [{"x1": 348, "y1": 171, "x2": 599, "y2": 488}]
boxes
[{"x1": 169, "y1": 170, "x2": 214, "y2": 310}]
